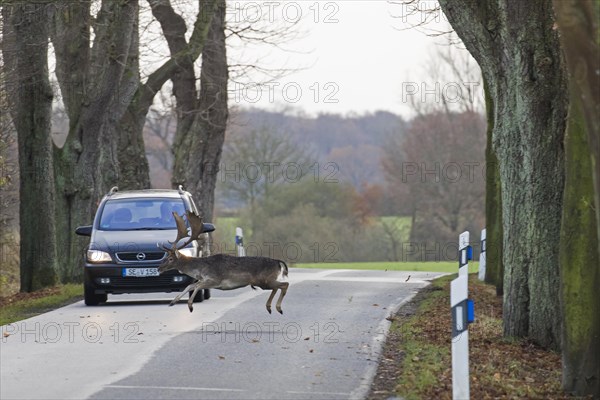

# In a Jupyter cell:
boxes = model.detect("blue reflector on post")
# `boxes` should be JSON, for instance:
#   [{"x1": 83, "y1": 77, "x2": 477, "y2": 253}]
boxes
[
  {"x1": 467, "y1": 246, "x2": 473, "y2": 261},
  {"x1": 467, "y1": 299, "x2": 474, "y2": 323}
]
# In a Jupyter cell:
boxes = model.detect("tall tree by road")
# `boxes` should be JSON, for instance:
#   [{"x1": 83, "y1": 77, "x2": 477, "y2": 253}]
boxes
[
  {"x1": 554, "y1": 0, "x2": 600, "y2": 395},
  {"x1": 438, "y1": 0, "x2": 568, "y2": 351},
  {"x1": 148, "y1": 0, "x2": 228, "y2": 222},
  {"x1": 2, "y1": 3, "x2": 58, "y2": 291},
  {"x1": 48, "y1": 0, "x2": 219, "y2": 282},
  {"x1": 49, "y1": 0, "x2": 139, "y2": 281}
]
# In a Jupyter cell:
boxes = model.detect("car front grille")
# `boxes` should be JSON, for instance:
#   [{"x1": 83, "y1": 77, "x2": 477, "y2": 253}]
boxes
[
  {"x1": 102, "y1": 276, "x2": 192, "y2": 287},
  {"x1": 115, "y1": 251, "x2": 166, "y2": 262}
]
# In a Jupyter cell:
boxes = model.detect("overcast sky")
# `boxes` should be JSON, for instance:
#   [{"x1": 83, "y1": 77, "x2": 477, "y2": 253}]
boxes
[
  {"x1": 50, "y1": 1, "x2": 476, "y2": 120},
  {"x1": 225, "y1": 1, "x2": 466, "y2": 118}
]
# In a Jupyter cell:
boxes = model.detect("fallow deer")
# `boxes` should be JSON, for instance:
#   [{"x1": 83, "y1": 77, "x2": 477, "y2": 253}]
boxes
[{"x1": 158, "y1": 211, "x2": 289, "y2": 313}]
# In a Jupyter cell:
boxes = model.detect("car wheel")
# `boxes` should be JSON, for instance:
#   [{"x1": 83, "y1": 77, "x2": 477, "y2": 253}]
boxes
[
  {"x1": 84, "y1": 284, "x2": 106, "y2": 306},
  {"x1": 203, "y1": 289, "x2": 211, "y2": 300},
  {"x1": 190, "y1": 290, "x2": 204, "y2": 303}
]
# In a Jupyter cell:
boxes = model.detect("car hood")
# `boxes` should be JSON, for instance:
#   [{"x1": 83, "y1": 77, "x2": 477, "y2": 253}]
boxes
[{"x1": 90, "y1": 229, "x2": 182, "y2": 253}]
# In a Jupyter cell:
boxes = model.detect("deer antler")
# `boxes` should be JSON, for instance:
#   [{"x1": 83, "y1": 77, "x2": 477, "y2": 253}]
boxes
[{"x1": 166, "y1": 211, "x2": 205, "y2": 257}]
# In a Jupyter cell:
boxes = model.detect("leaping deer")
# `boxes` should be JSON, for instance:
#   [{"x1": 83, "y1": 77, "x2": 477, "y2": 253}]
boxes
[{"x1": 158, "y1": 211, "x2": 289, "y2": 313}]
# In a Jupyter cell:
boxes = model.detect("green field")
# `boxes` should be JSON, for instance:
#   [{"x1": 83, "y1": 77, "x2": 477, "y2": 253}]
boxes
[
  {"x1": 213, "y1": 215, "x2": 476, "y2": 274},
  {"x1": 213, "y1": 216, "x2": 243, "y2": 241},
  {"x1": 295, "y1": 261, "x2": 479, "y2": 274}
]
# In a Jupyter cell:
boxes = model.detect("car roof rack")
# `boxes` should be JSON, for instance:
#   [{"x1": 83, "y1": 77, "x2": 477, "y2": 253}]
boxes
[
  {"x1": 108, "y1": 186, "x2": 118, "y2": 196},
  {"x1": 177, "y1": 185, "x2": 184, "y2": 195}
]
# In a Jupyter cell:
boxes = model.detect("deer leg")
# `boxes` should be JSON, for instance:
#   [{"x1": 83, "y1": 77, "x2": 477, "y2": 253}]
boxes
[
  {"x1": 170, "y1": 282, "x2": 198, "y2": 306},
  {"x1": 187, "y1": 282, "x2": 205, "y2": 313},
  {"x1": 275, "y1": 282, "x2": 289, "y2": 314},
  {"x1": 265, "y1": 288, "x2": 278, "y2": 314}
]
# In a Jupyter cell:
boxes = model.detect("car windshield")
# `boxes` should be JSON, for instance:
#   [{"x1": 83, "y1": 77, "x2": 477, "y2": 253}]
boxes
[{"x1": 98, "y1": 198, "x2": 186, "y2": 231}]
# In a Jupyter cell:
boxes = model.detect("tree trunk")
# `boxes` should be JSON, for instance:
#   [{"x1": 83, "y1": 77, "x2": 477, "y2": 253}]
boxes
[
  {"x1": 559, "y1": 91, "x2": 600, "y2": 397},
  {"x1": 554, "y1": 1, "x2": 600, "y2": 396},
  {"x1": 483, "y1": 79, "x2": 503, "y2": 295},
  {"x1": 3, "y1": 3, "x2": 58, "y2": 291},
  {"x1": 439, "y1": 0, "x2": 568, "y2": 350},
  {"x1": 171, "y1": 0, "x2": 228, "y2": 222},
  {"x1": 117, "y1": 10, "x2": 151, "y2": 190},
  {"x1": 51, "y1": 0, "x2": 137, "y2": 281}
]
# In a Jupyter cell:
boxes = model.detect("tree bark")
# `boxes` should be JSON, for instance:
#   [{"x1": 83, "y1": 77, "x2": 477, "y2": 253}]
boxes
[
  {"x1": 559, "y1": 91, "x2": 600, "y2": 397},
  {"x1": 50, "y1": 0, "x2": 137, "y2": 281},
  {"x1": 554, "y1": 1, "x2": 600, "y2": 260},
  {"x1": 483, "y1": 79, "x2": 503, "y2": 295},
  {"x1": 439, "y1": 0, "x2": 568, "y2": 350},
  {"x1": 554, "y1": 1, "x2": 600, "y2": 396},
  {"x1": 3, "y1": 3, "x2": 58, "y2": 291},
  {"x1": 161, "y1": 0, "x2": 227, "y2": 222},
  {"x1": 116, "y1": 9, "x2": 151, "y2": 190}
]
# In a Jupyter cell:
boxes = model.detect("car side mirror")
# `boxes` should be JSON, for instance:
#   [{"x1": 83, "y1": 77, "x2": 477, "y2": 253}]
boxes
[
  {"x1": 202, "y1": 223, "x2": 216, "y2": 233},
  {"x1": 75, "y1": 225, "x2": 93, "y2": 236}
]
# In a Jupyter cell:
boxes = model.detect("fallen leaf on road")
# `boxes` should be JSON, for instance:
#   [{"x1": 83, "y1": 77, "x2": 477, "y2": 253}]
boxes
[
  {"x1": 304, "y1": 337, "x2": 310, "y2": 341},
  {"x1": 218, "y1": 355, "x2": 225, "y2": 360},
  {"x1": 3, "y1": 332, "x2": 10, "y2": 338},
  {"x1": 309, "y1": 349, "x2": 314, "y2": 353},
  {"x1": 373, "y1": 304, "x2": 379, "y2": 307}
]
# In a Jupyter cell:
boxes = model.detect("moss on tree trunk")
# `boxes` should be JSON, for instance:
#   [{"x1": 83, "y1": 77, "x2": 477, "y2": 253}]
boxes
[
  {"x1": 439, "y1": 0, "x2": 567, "y2": 350},
  {"x1": 483, "y1": 79, "x2": 503, "y2": 295},
  {"x1": 559, "y1": 93, "x2": 600, "y2": 396}
]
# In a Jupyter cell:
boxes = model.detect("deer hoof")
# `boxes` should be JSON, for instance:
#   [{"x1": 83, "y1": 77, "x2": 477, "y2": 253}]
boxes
[
  {"x1": 267, "y1": 307, "x2": 272, "y2": 314},
  {"x1": 188, "y1": 305, "x2": 194, "y2": 313},
  {"x1": 277, "y1": 308, "x2": 283, "y2": 315}
]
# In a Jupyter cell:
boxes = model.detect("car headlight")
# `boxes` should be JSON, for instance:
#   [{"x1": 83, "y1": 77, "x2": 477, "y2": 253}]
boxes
[
  {"x1": 87, "y1": 250, "x2": 112, "y2": 263},
  {"x1": 178, "y1": 248, "x2": 197, "y2": 257}
]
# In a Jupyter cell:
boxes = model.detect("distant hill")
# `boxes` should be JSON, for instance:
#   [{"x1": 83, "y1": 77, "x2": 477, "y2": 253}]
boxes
[
  {"x1": 228, "y1": 108, "x2": 406, "y2": 157},
  {"x1": 145, "y1": 107, "x2": 406, "y2": 209}
]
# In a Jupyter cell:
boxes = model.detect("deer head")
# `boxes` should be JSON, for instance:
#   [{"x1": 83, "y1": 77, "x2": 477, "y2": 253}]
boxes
[{"x1": 158, "y1": 211, "x2": 205, "y2": 273}]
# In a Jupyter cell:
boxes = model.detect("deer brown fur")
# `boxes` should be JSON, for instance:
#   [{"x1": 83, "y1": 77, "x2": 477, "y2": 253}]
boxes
[{"x1": 158, "y1": 211, "x2": 289, "y2": 313}]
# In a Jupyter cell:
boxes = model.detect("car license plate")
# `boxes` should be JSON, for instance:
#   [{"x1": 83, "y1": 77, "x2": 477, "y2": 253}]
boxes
[{"x1": 122, "y1": 268, "x2": 159, "y2": 277}]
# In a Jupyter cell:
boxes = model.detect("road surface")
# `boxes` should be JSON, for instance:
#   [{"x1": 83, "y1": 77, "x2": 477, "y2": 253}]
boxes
[{"x1": 1, "y1": 268, "x2": 444, "y2": 400}]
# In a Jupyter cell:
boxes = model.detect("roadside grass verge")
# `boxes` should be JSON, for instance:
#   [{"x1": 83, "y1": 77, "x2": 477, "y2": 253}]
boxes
[
  {"x1": 295, "y1": 261, "x2": 479, "y2": 274},
  {"x1": 0, "y1": 284, "x2": 83, "y2": 326},
  {"x1": 369, "y1": 274, "x2": 565, "y2": 399}
]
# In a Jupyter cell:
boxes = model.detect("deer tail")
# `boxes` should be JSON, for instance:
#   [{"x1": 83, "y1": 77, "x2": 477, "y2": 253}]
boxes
[{"x1": 280, "y1": 261, "x2": 289, "y2": 277}]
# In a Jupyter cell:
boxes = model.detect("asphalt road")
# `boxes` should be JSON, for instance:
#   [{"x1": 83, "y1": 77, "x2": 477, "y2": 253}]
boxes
[{"x1": 1, "y1": 268, "x2": 444, "y2": 400}]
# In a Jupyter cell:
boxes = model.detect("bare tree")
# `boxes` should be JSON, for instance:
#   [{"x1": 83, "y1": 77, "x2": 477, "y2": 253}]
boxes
[
  {"x1": 142, "y1": 0, "x2": 226, "y2": 224},
  {"x1": 48, "y1": 0, "x2": 142, "y2": 281},
  {"x1": 220, "y1": 125, "x2": 312, "y2": 233},
  {"x1": 383, "y1": 43, "x2": 486, "y2": 260},
  {"x1": 3, "y1": 3, "x2": 58, "y2": 290}
]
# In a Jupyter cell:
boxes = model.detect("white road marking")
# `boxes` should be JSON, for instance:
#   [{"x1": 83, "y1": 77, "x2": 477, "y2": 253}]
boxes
[
  {"x1": 286, "y1": 390, "x2": 351, "y2": 396},
  {"x1": 314, "y1": 276, "x2": 433, "y2": 284},
  {"x1": 107, "y1": 385, "x2": 245, "y2": 392}
]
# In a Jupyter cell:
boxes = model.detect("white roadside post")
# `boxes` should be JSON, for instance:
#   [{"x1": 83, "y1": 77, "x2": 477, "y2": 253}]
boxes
[
  {"x1": 478, "y1": 228, "x2": 487, "y2": 281},
  {"x1": 451, "y1": 231, "x2": 474, "y2": 400},
  {"x1": 235, "y1": 227, "x2": 246, "y2": 257}
]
